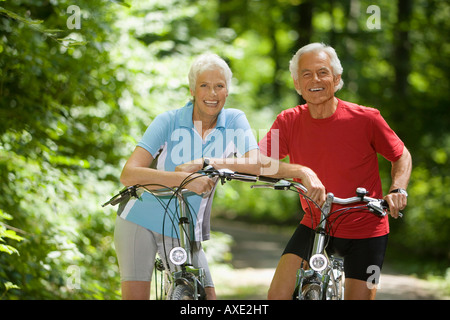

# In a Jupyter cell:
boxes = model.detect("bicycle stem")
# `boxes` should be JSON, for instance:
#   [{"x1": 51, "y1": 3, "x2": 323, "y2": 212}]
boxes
[{"x1": 311, "y1": 192, "x2": 334, "y2": 255}]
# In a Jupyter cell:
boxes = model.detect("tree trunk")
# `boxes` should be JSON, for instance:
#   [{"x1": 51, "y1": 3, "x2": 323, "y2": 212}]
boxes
[
  {"x1": 394, "y1": 0, "x2": 413, "y2": 98},
  {"x1": 291, "y1": 0, "x2": 313, "y2": 105}
]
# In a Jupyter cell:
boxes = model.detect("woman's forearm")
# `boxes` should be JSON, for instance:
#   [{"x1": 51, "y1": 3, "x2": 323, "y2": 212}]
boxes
[{"x1": 120, "y1": 166, "x2": 191, "y2": 188}]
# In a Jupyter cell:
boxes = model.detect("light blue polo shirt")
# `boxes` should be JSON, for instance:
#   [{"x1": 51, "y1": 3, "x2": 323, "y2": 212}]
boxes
[{"x1": 118, "y1": 101, "x2": 258, "y2": 241}]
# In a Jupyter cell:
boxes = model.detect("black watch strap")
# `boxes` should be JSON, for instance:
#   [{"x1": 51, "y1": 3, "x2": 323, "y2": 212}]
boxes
[{"x1": 389, "y1": 188, "x2": 408, "y2": 197}]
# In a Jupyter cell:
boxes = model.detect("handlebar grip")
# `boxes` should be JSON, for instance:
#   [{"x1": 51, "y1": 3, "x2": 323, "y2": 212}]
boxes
[
  {"x1": 102, "y1": 192, "x2": 129, "y2": 207},
  {"x1": 376, "y1": 200, "x2": 403, "y2": 218},
  {"x1": 369, "y1": 200, "x2": 403, "y2": 218}
]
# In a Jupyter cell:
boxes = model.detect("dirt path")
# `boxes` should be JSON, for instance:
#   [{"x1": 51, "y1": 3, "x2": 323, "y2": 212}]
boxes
[{"x1": 211, "y1": 219, "x2": 443, "y2": 300}]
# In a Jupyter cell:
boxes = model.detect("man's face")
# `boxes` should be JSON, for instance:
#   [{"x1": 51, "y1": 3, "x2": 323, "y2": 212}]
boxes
[{"x1": 294, "y1": 51, "x2": 341, "y2": 105}]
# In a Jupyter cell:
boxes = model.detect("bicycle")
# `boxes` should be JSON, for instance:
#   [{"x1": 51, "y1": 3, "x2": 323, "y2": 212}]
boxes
[
  {"x1": 250, "y1": 178, "x2": 402, "y2": 300},
  {"x1": 103, "y1": 182, "x2": 209, "y2": 300},
  {"x1": 197, "y1": 167, "x2": 402, "y2": 300},
  {"x1": 102, "y1": 166, "x2": 282, "y2": 300},
  {"x1": 103, "y1": 167, "x2": 400, "y2": 300}
]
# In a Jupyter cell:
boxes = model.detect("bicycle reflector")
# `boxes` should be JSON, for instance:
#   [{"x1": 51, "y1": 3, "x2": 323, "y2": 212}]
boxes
[
  {"x1": 309, "y1": 254, "x2": 328, "y2": 272},
  {"x1": 169, "y1": 247, "x2": 187, "y2": 265}
]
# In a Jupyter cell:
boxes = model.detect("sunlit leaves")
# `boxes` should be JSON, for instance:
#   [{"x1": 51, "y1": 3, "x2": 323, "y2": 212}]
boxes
[{"x1": 0, "y1": 0, "x2": 449, "y2": 299}]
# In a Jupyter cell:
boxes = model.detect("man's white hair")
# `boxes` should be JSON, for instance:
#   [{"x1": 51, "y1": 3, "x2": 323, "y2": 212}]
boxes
[
  {"x1": 289, "y1": 43, "x2": 344, "y2": 95},
  {"x1": 188, "y1": 53, "x2": 232, "y2": 94}
]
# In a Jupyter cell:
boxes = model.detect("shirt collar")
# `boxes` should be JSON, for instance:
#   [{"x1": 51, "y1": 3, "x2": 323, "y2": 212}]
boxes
[{"x1": 179, "y1": 100, "x2": 226, "y2": 129}]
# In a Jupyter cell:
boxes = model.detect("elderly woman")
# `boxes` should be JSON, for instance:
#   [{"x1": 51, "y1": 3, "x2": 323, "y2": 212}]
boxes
[{"x1": 114, "y1": 53, "x2": 260, "y2": 300}]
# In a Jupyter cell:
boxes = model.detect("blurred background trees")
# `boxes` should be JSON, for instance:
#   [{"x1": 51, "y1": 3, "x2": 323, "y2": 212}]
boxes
[{"x1": 0, "y1": 0, "x2": 448, "y2": 299}]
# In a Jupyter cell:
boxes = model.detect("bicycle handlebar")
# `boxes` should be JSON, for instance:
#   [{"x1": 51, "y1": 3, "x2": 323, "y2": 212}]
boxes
[
  {"x1": 101, "y1": 185, "x2": 194, "y2": 207},
  {"x1": 199, "y1": 167, "x2": 400, "y2": 218},
  {"x1": 103, "y1": 166, "x2": 401, "y2": 218},
  {"x1": 200, "y1": 166, "x2": 308, "y2": 191}
]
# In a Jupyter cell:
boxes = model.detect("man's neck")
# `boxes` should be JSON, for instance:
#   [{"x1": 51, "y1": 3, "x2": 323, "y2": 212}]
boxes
[{"x1": 307, "y1": 97, "x2": 338, "y2": 119}]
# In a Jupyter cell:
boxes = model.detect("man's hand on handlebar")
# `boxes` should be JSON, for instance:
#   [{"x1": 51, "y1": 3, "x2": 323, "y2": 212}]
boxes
[
  {"x1": 296, "y1": 166, "x2": 326, "y2": 207},
  {"x1": 383, "y1": 192, "x2": 407, "y2": 219}
]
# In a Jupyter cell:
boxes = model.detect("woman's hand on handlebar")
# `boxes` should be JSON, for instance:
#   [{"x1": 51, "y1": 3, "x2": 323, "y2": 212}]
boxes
[
  {"x1": 175, "y1": 159, "x2": 216, "y2": 195},
  {"x1": 185, "y1": 173, "x2": 216, "y2": 195},
  {"x1": 175, "y1": 159, "x2": 204, "y2": 173}
]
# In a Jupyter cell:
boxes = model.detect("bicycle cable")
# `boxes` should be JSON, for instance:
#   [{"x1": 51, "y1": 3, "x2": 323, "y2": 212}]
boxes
[{"x1": 136, "y1": 183, "x2": 184, "y2": 263}]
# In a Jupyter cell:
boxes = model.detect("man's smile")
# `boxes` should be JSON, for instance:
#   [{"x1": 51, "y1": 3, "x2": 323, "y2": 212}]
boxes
[{"x1": 309, "y1": 87, "x2": 324, "y2": 92}]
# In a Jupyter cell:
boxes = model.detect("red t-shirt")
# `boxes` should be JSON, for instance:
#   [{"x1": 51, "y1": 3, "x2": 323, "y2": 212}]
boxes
[{"x1": 259, "y1": 99, "x2": 405, "y2": 239}]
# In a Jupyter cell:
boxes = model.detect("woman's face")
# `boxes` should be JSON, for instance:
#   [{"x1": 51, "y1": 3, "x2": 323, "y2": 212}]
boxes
[{"x1": 191, "y1": 68, "x2": 228, "y2": 121}]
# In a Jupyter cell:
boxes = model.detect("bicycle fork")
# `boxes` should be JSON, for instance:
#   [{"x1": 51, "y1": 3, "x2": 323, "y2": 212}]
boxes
[{"x1": 295, "y1": 193, "x2": 344, "y2": 300}]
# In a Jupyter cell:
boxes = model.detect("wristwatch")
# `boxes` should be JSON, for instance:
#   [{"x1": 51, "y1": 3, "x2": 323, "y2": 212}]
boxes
[
  {"x1": 202, "y1": 157, "x2": 210, "y2": 169},
  {"x1": 389, "y1": 188, "x2": 408, "y2": 197}
]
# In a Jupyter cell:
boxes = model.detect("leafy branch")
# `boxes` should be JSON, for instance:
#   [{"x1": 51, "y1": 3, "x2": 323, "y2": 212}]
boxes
[
  {"x1": 0, "y1": 210, "x2": 24, "y2": 256},
  {"x1": 0, "y1": 6, "x2": 86, "y2": 47}
]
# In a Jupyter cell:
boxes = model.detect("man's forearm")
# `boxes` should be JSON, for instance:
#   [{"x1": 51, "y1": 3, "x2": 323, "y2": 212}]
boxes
[
  {"x1": 260, "y1": 154, "x2": 326, "y2": 205},
  {"x1": 389, "y1": 146, "x2": 412, "y2": 191}
]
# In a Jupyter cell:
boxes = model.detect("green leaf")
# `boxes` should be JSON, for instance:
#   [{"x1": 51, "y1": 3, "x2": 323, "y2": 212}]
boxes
[
  {"x1": 0, "y1": 244, "x2": 19, "y2": 255},
  {"x1": 4, "y1": 282, "x2": 20, "y2": 291},
  {"x1": 0, "y1": 7, "x2": 44, "y2": 25},
  {"x1": 1, "y1": 229, "x2": 24, "y2": 242},
  {"x1": 0, "y1": 209, "x2": 12, "y2": 221},
  {"x1": 109, "y1": 0, "x2": 131, "y2": 8},
  {"x1": 57, "y1": 38, "x2": 89, "y2": 47}
]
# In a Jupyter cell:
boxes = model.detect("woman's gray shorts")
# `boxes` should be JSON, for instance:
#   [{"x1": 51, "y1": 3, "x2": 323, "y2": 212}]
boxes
[{"x1": 114, "y1": 216, "x2": 214, "y2": 287}]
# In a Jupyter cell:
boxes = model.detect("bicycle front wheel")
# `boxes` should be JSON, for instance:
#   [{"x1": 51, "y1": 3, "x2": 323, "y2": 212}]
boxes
[
  {"x1": 302, "y1": 283, "x2": 322, "y2": 300},
  {"x1": 170, "y1": 284, "x2": 195, "y2": 300}
]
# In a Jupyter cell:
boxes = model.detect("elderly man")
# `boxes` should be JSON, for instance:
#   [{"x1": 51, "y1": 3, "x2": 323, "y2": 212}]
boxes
[{"x1": 259, "y1": 43, "x2": 412, "y2": 300}]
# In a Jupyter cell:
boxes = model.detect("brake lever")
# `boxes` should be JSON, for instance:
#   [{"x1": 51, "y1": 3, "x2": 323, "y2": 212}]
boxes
[
  {"x1": 273, "y1": 179, "x2": 292, "y2": 190},
  {"x1": 101, "y1": 186, "x2": 138, "y2": 207},
  {"x1": 367, "y1": 201, "x2": 387, "y2": 217},
  {"x1": 368, "y1": 200, "x2": 403, "y2": 218}
]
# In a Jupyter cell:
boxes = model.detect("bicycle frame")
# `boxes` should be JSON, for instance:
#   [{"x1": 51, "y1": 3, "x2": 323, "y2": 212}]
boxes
[{"x1": 148, "y1": 187, "x2": 207, "y2": 300}]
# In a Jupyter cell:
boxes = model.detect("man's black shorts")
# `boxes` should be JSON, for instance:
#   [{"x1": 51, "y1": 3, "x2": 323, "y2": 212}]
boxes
[{"x1": 283, "y1": 224, "x2": 388, "y2": 282}]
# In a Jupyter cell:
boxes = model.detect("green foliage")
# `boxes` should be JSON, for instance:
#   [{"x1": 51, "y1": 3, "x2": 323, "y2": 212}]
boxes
[
  {"x1": 0, "y1": 0, "x2": 448, "y2": 299},
  {"x1": 0, "y1": 0, "x2": 126, "y2": 299},
  {"x1": 0, "y1": 210, "x2": 23, "y2": 256}
]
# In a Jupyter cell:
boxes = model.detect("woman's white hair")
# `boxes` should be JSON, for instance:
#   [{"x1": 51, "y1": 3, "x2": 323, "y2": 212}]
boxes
[
  {"x1": 289, "y1": 43, "x2": 344, "y2": 95},
  {"x1": 188, "y1": 53, "x2": 232, "y2": 94}
]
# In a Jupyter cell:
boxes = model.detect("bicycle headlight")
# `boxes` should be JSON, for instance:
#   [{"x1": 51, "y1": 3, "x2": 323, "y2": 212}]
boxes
[
  {"x1": 169, "y1": 247, "x2": 187, "y2": 265},
  {"x1": 309, "y1": 254, "x2": 328, "y2": 272}
]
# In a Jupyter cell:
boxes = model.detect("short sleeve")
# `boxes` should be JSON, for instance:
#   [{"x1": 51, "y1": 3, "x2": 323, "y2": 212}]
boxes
[
  {"x1": 259, "y1": 113, "x2": 290, "y2": 160},
  {"x1": 370, "y1": 110, "x2": 405, "y2": 162},
  {"x1": 230, "y1": 111, "x2": 259, "y2": 157},
  {"x1": 137, "y1": 112, "x2": 171, "y2": 157}
]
